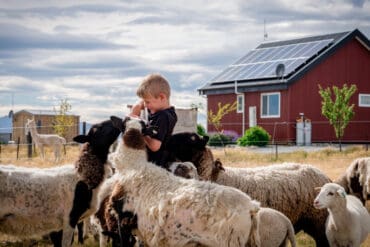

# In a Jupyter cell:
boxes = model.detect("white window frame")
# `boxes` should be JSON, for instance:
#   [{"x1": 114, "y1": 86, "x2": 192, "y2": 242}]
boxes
[
  {"x1": 359, "y1": 93, "x2": 370, "y2": 107},
  {"x1": 260, "y1": 92, "x2": 280, "y2": 118},
  {"x1": 237, "y1": 94, "x2": 244, "y2": 113}
]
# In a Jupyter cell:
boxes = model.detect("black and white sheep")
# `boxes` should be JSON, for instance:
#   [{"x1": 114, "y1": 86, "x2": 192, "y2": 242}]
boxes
[
  {"x1": 335, "y1": 157, "x2": 370, "y2": 205},
  {"x1": 165, "y1": 132, "x2": 331, "y2": 247},
  {"x1": 108, "y1": 116, "x2": 260, "y2": 247},
  {"x1": 0, "y1": 118, "x2": 120, "y2": 247},
  {"x1": 314, "y1": 182, "x2": 370, "y2": 247}
]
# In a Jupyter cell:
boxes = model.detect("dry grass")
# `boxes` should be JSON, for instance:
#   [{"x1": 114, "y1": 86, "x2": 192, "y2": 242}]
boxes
[{"x1": 0, "y1": 144, "x2": 369, "y2": 246}]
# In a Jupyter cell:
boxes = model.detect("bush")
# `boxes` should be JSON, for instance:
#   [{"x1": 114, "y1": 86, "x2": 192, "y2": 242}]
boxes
[
  {"x1": 208, "y1": 133, "x2": 234, "y2": 147},
  {"x1": 197, "y1": 124, "x2": 207, "y2": 136},
  {"x1": 237, "y1": 126, "x2": 271, "y2": 147}
]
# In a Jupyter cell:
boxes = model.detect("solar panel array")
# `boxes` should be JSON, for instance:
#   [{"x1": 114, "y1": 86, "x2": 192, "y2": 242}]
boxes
[{"x1": 211, "y1": 38, "x2": 333, "y2": 83}]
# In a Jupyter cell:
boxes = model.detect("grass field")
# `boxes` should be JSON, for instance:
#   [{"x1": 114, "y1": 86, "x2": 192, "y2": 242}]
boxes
[{"x1": 0, "y1": 144, "x2": 369, "y2": 246}]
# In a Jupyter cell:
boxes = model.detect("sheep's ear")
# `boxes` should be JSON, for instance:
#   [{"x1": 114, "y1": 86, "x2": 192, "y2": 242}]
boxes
[
  {"x1": 314, "y1": 187, "x2": 321, "y2": 192},
  {"x1": 214, "y1": 158, "x2": 225, "y2": 171},
  {"x1": 337, "y1": 188, "x2": 347, "y2": 198},
  {"x1": 73, "y1": 135, "x2": 90, "y2": 143},
  {"x1": 110, "y1": 116, "x2": 124, "y2": 132}
]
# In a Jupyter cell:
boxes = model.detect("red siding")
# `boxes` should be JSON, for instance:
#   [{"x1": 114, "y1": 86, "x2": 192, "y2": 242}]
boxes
[{"x1": 207, "y1": 38, "x2": 370, "y2": 143}]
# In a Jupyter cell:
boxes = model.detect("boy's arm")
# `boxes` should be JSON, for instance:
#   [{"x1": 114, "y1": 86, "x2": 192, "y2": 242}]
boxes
[{"x1": 144, "y1": 136, "x2": 161, "y2": 152}]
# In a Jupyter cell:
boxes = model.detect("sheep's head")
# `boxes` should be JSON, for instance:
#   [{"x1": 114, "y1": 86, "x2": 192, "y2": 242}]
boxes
[
  {"x1": 313, "y1": 183, "x2": 347, "y2": 209},
  {"x1": 73, "y1": 119, "x2": 121, "y2": 162},
  {"x1": 166, "y1": 132, "x2": 209, "y2": 162},
  {"x1": 169, "y1": 161, "x2": 199, "y2": 179},
  {"x1": 110, "y1": 116, "x2": 158, "y2": 150}
]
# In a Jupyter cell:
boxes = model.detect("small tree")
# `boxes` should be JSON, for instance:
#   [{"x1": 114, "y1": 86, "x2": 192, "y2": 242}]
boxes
[
  {"x1": 207, "y1": 101, "x2": 237, "y2": 147},
  {"x1": 53, "y1": 98, "x2": 74, "y2": 139},
  {"x1": 318, "y1": 84, "x2": 357, "y2": 151}
]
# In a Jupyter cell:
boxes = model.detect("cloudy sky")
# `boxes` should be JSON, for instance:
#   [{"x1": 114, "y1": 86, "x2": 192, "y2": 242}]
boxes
[{"x1": 0, "y1": 0, "x2": 369, "y2": 126}]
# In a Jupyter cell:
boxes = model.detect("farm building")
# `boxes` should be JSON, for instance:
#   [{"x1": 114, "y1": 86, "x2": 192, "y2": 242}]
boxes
[
  {"x1": 12, "y1": 110, "x2": 80, "y2": 144},
  {"x1": 0, "y1": 115, "x2": 12, "y2": 143},
  {"x1": 198, "y1": 29, "x2": 370, "y2": 143}
]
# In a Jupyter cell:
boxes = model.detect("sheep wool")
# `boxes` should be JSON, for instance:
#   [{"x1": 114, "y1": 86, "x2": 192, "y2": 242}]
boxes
[{"x1": 110, "y1": 117, "x2": 260, "y2": 247}]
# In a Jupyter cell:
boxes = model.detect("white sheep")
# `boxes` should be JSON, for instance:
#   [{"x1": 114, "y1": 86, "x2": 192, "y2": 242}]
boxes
[
  {"x1": 314, "y1": 182, "x2": 370, "y2": 247},
  {"x1": 247, "y1": 207, "x2": 296, "y2": 247},
  {"x1": 168, "y1": 161, "x2": 199, "y2": 180},
  {"x1": 109, "y1": 116, "x2": 261, "y2": 247},
  {"x1": 335, "y1": 157, "x2": 370, "y2": 205},
  {"x1": 165, "y1": 133, "x2": 331, "y2": 246},
  {"x1": 0, "y1": 118, "x2": 120, "y2": 247}
]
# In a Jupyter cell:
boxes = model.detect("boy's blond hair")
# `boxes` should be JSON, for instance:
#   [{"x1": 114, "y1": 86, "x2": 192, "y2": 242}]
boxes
[{"x1": 137, "y1": 74, "x2": 171, "y2": 99}]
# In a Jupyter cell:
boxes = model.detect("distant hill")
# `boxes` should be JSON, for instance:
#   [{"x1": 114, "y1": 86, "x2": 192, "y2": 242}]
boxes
[{"x1": 0, "y1": 115, "x2": 12, "y2": 134}]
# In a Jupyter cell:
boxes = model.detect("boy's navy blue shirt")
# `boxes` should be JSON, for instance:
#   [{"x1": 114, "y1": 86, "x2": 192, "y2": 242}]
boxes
[{"x1": 147, "y1": 106, "x2": 177, "y2": 167}]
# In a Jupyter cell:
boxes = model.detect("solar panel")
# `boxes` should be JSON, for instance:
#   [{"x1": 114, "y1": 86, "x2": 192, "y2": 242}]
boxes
[{"x1": 211, "y1": 38, "x2": 333, "y2": 83}]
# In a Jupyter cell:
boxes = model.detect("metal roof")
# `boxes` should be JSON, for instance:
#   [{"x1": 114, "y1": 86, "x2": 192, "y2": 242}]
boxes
[{"x1": 198, "y1": 29, "x2": 370, "y2": 95}]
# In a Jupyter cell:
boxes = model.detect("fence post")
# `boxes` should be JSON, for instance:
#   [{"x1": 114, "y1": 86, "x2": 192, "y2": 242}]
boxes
[
  {"x1": 16, "y1": 137, "x2": 20, "y2": 160},
  {"x1": 27, "y1": 132, "x2": 32, "y2": 158},
  {"x1": 82, "y1": 122, "x2": 86, "y2": 135},
  {"x1": 275, "y1": 143, "x2": 278, "y2": 160}
]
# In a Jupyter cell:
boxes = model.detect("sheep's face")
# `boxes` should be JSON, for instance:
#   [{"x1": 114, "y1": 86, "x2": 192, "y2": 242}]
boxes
[
  {"x1": 169, "y1": 161, "x2": 199, "y2": 179},
  {"x1": 166, "y1": 132, "x2": 209, "y2": 162},
  {"x1": 313, "y1": 183, "x2": 347, "y2": 209},
  {"x1": 73, "y1": 119, "x2": 121, "y2": 153}
]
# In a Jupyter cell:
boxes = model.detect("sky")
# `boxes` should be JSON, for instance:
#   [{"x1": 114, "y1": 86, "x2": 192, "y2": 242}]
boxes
[{"x1": 0, "y1": 0, "x2": 369, "y2": 126}]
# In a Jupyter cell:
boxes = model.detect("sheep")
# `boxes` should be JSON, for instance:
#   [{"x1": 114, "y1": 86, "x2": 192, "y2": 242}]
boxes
[
  {"x1": 314, "y1": 182, "x2": 370, "y2": 247},
  {"x1": 0, "y1": 118, "x2": 120, "y2": 247},
  {"x1": 335, "y1": 157, "x2": 370, "y2": 205},
  {"x1": 107, "y1": 116, "x2": 260, "y2": 247},
  {"x1": 165, "y1": 132, "x2": 332, "y2": 247},
  {"x1": 168, "y1": 161, "x2": 199, "y2": 179},
  {"x1": 170, "y1": 160, "x2": 296, "y2": 247},
  {"x1": 246, "y1": 207, "x2": 296, "y2": 247}
]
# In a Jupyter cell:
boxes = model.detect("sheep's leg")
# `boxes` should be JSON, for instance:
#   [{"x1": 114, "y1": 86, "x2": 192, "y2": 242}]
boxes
[
  {"x1": 49, "y1": 230, "x2": 62, "y2": 247},
  {"x1": 67, "y1": 181, "x2": 93, "y2": 245}
]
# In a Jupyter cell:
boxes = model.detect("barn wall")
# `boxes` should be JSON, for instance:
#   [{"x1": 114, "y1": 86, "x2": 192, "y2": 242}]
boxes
[
  {"x1": 288, "y1": 38, "x2": 370, "y2": 142},
  {"x1": 206, "y1": 38, "x2": 370, "y2": 143}
]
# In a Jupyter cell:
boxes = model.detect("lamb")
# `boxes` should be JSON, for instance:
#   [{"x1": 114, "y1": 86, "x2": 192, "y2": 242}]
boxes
[
  {"x1": 165, "y1": 132, "x2": 331, "y2": 247},
  {"x1": 335, "y1": 157, "x2": 370, "y2": 205},
  {"x1": 0, "y1": 118, "x2": 120, "y2": 247},
  {"x1": 108, "y1": 116, "x2": 261, "y2": 247},
  {"x1": 314, "y1": 183, "x2": 370, "y2": 247}
]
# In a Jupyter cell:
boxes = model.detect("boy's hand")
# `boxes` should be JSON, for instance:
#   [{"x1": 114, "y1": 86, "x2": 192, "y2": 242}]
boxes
[{"x1": 129, "y1": 100, "x2": 145, "y2": 117}]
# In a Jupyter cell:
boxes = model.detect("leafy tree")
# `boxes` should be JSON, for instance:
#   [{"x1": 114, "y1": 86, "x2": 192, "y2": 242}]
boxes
[
  {"x1": 53, "y1": 98, "x2": 74, "y2": 138},
  {"x1": 207, "y1": 101, "x2": 237, "y2": 147},
  {"x1": 318, "y1": 84, "x2": 357, "y2": 151},
  {"x1": 208, "y1": 101, "x2": 237, "y2": 133}
]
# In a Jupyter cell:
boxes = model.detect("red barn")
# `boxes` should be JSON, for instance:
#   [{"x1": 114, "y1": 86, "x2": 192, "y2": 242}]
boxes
[{"x1": 198, "y1": 29, "x2": 370, "y2": 144}]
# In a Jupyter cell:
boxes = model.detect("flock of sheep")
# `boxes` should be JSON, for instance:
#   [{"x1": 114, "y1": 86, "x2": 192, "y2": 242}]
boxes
[{"x1": 0, "y1": 116, "x2": 369, "y2": 247}]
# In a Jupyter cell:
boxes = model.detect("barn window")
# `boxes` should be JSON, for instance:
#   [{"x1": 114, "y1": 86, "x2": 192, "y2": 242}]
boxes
[
  {"x1": 359, "y1": 94, "x2": 370, "y2": 107},
  {"x1": 237, "y1": 94, "x2": 244, "y2": 113},
  {"x1": 261, "y1": 92, "x2": 280, "y2": 118}
]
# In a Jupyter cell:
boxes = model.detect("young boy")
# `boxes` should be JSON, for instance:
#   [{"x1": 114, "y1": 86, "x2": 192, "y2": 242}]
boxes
[{"x1": 130, "y1": 73, "x2": 177, "y2": 167}]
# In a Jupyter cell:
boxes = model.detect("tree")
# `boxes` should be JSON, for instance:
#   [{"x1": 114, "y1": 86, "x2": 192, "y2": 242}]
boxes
[
  {"x1": 207, "y1": 101, "x2": 237, "y2": 147},
  {"x1": 53, "y1": 98, "x2": 74, "y2": 139},
  {"x1": 318, "y1": 84, "x2": 357, "y2": 151}
]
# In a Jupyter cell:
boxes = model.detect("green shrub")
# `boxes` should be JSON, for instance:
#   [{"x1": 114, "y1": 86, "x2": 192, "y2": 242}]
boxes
[
  {"x1": 208, "y1": 133, "x2": 233, "y2": 146},
  {"x1": 237, "y1": 126, "x2": 271, "y2": 147},
  {"x1": 197, "y1": 124, "x2": 207, "y2": 136}
]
